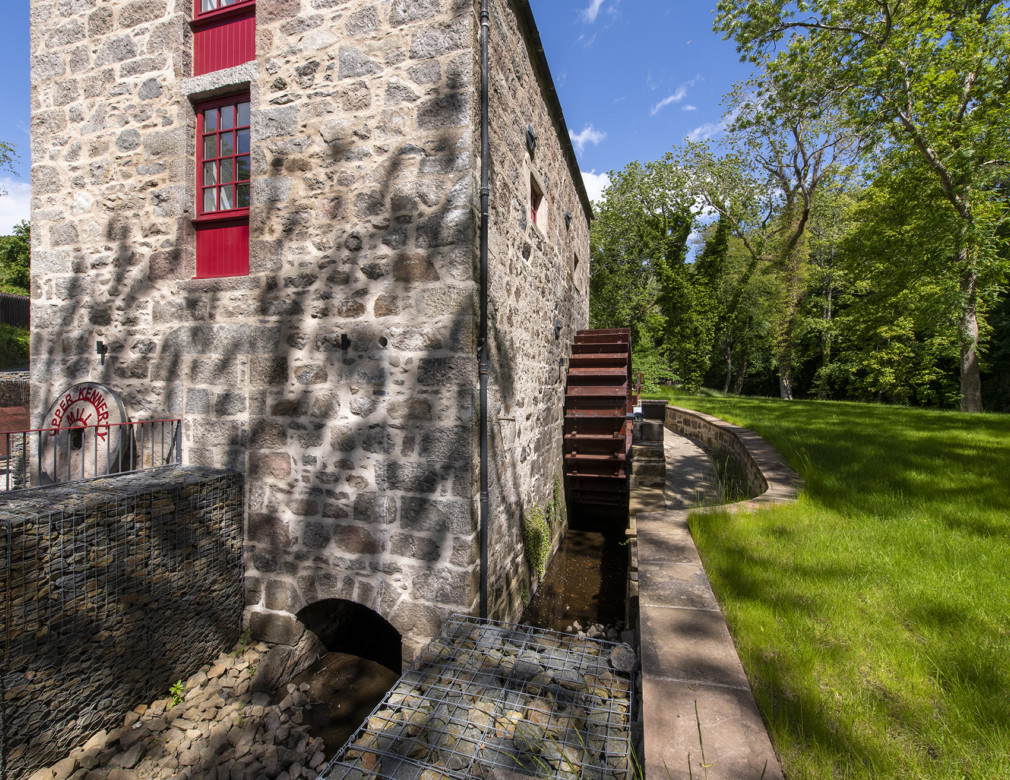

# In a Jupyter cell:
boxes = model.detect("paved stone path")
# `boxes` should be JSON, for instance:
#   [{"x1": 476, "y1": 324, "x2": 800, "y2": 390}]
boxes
[
  {"x1": 662, "y1": 430, "x2": 721, "y2": 509},
  {"x1": 632, "y1": 428, "x2": 785, "y2": 780}
]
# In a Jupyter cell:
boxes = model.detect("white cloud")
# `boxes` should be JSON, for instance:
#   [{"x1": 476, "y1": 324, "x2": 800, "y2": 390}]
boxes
[
  {"x1": 581, "y1": 170, "x2": 611, "y2": 203},
  {"x1": 687, "y1": 120, "x2": 726, "y2": 142},
  {"x1": 682, "y1": 104, "x2": 697, "y2": 111},
  {"x1": 686, "y1": 106, "x2": 739, "y2": 142},
  {"x1": 570, "y1": 124, "x2": 606, "y2": 155},
  {"x1": 0, "y1": 178, "x2": 30, "y2": 235},
  {"x1": 580, "y1": 0, "x2": 606, "y2": 23},
  {"x1": 650, "y1": 88, "x2": 688, "y2": 116}
]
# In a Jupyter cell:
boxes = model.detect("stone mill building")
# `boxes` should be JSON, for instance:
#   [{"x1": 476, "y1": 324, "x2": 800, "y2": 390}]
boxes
[{"x1": 29, "y1": 0, "x2": 592, "y2": 660}]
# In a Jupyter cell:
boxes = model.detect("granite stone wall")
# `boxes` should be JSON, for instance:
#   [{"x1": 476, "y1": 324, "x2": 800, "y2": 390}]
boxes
[
  {"x1": 29, "y1": 0, "x2": 592, "y2": 658},
  {"x1": 29, "y1": 0, "x2": 481, "y2": 661},
  {"x1": 484, "y1": 0, "x2": 592, "y2": 621},
  {"x1": 0, "y1": 466, "x2": 243, "y2": 780}
]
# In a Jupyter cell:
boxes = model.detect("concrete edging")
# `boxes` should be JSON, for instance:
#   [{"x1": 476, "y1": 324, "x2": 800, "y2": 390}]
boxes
[{"x1": 634, "y1": 408, "x2": 803, "y2": 779}]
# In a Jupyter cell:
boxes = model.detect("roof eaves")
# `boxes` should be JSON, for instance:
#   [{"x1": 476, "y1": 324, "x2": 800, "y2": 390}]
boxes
[{"x1": 514, "y1": 0, "x2": 595, "y2": 222}]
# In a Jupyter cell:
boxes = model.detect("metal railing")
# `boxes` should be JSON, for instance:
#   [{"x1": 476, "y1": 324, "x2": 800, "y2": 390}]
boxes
[{"x1": 0, "y1": 419, "x2": 182, "y2": 492}]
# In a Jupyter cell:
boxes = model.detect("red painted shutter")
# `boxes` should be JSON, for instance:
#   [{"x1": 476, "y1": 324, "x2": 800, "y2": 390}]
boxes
[
  {"x1": 192, "y1": 2, "x2": 255, "y2": 77},
  {"x1": 195, "y1": 220, "x2": 249, "y2": 278}
]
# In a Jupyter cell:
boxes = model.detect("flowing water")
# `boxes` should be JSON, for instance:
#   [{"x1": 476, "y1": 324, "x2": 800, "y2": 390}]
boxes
[
  {"x1": 521, "y1": 518, "x2": 629, "y2": 632},
  {"x1": 279, "y1": 651, "x2": 400, "y2": 755}
]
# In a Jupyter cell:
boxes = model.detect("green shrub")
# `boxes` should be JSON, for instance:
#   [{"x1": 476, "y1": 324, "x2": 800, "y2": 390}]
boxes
[
  {"x1": 0, "y1": 324, "x2": 28, "y2": 369},
  {"x1": 522, "y1": 503, "x2": 550, "y2": 579}
]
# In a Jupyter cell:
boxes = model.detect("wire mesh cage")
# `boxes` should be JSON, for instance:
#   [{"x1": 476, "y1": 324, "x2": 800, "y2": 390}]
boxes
[{"x1": 320, "y1": 615, "x2": 637, "y2": 780}]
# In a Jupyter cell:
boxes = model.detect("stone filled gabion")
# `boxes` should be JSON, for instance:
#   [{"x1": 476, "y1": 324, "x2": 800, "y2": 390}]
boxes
[
  {"x1": 24, "y1": 639, "x2": 328, "y2": 780},
  {"x1": 322, "y1": 615, "x2": 637, "y2": 780},
  {"x1": 0, "y1": 467, "x2": 244, "y2": 780},
  {"x1": 0, "y1": 373, "x2": 29, "y2": 407}
]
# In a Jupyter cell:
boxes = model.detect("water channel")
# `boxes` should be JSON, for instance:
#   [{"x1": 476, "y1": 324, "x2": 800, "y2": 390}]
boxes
[
  {"x1": 520, "y1": 517, "x2": 629, "y2": 632},
  {"x1": 298, "y1": 513, "x2": 631, "y2": 758}
]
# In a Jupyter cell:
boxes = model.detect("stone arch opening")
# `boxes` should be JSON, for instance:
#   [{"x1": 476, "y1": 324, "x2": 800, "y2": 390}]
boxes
[{"x1": 296, "y1": 599, "x2": 402, "y2": 675}]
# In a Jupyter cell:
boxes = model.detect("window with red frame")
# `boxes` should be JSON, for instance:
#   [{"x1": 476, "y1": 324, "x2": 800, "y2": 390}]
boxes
[
  {"x1": 194, "y1": 94, "x2": 250, "y2": 278},
  {"x1": 198, "y1": 0, "x2": 252, "y2": 12},
  {"x1": 192, "y1": 0, "x2": 255, "y2": 77}
]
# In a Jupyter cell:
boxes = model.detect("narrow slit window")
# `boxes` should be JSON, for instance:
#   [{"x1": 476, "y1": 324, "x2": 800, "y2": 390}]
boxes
[{"x1": 531, "y1": 177, "x2": 543, "y2": 227}]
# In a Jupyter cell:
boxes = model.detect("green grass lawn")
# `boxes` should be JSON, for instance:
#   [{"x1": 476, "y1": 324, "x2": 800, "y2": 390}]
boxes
[
  {"x1": 0, "y1": 324, "x2": 28, "y2": 370},
  {"x1": 650, "y1": 389, "x2": 1010, "y2": 779}
]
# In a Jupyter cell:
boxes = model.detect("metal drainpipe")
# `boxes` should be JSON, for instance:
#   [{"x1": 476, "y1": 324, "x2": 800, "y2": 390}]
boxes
[{"x1": 479, "y1": 0, "x2": 491, "y2": 620}]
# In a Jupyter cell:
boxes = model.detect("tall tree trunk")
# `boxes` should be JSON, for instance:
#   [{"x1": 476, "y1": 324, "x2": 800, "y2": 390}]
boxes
[
  {"x1": 959, "y1": 267, "x2": 983, "y2": 412},
  {"x1": 779, "y1": 372, "x2": 794, "y2": 400},
  {"x1": 723, "y1": 346, "x2": 733, "y2": 394},
  {"x1": 733, "y1": 360, "x2": 748, "y2": 394}
]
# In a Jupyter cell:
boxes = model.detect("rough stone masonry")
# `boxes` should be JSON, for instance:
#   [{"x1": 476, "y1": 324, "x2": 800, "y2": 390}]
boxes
[
  {"x1": 29, "y1": 0, "x2": 591, "y2": 660},
  {"x1": 0, "y1": 466, "x2": 244, "y2": 778}
]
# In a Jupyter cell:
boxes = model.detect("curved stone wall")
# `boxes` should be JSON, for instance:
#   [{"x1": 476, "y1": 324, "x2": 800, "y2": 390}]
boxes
[{"x1": 664, "y1": 405, "x2": 803, "y2": 507}]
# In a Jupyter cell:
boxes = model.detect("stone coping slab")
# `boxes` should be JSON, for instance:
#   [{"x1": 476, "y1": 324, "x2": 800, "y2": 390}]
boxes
[{"x1": 633, "y1": 416, "x2": 801, "y2": 779}]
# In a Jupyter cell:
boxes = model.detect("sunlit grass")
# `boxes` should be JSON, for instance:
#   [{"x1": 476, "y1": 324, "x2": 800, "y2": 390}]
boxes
[{"x1": 649, "y1": 389, "x2": 1010, "y2": 779}]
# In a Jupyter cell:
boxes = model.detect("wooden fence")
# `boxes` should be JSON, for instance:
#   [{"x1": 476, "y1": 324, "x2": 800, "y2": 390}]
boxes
[{"x1": 0, "y1": 293, "x2": 28, "y2": 329}]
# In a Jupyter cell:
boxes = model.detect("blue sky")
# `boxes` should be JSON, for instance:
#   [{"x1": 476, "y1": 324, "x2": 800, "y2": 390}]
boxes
[
  {"x1": 0, "y1": 0, "x2": 750, "y2": 233},
  {"x1": 0, "y1": 0, "x2": 31, "y2": 234},
  {"x1": 527, "y1": 0, "x2": 752, "y2": 201}
]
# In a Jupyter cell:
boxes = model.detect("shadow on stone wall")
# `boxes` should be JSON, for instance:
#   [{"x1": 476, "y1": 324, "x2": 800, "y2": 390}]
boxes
[{"x1": 33, "y1": 122, "x2": 487, "y2": 667}]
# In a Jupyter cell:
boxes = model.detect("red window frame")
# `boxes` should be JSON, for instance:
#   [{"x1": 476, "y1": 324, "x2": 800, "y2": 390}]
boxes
[
  {"x1": 196, "y1": 94, "x2": 251, "y2": 219},
  {"x1": 194, "y1": 0, "x2": 253, "y2": 21},
  {"x1": 194, "y1": 93, "x2": 250, "y2": 278}
]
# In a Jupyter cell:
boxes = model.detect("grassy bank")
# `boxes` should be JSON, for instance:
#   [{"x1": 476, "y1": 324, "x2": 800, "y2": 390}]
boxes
[
  {"x1": 650, "y1": 390, "x2": 1010, "y2": 779},
  {"x1": 0, "y1": 324, "x2": 28, "y2": 370}
]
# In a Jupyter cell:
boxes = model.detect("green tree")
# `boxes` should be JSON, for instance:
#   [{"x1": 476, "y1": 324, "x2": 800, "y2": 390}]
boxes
[
  {"x1": 676, "y1": 103, "x2": 857, "y2": 399},
  {"x1": 829, "y1": 155, "x2": 975, "y2": 405},
  {"x1": 700, "y1": 222, "x2": 778, "y2": 394},
  {"x1": 715, "y1": 0, "x2": 1010, "y2": 410},
  {"x1": 589, "y1": 158, "x2": 695, "y2": 386},
  {"x1": 0, "y1": 220, "x2": 31, "y2": 295}
]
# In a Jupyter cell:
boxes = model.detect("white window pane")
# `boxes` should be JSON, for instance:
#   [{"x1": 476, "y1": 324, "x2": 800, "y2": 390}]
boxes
[
  {"x1": 237, "y1": 102, "x2": 250, "y2": 127},
  {"x1": 203, "y1": 162, "x2": 217, "y2": 186},
  {"x1": 219, "y1": 186, "x2": 233, "y2": 210},
  {"x1": 203, "y1": 188, "x2": 216, "y2": 212},
  {"x1": 237, "y1": 183, "x2": 249, "y2": 208},
  {"x1": 201, "y1": 0, "x2": 217, "y2": 11}
]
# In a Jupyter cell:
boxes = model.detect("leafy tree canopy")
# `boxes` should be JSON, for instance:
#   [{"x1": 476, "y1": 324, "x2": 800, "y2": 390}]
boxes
[{"x1": 0, "y1": 220, "x2": 30, "y2": 296}]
